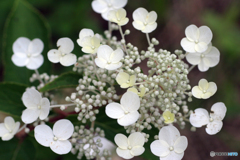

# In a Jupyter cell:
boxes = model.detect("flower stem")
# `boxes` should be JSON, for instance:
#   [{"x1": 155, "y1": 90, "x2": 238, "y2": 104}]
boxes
[
  {"x1": 50, "y1": 103, "x2": 76, "y2": 108},
  {"x1": 188, "y1": 65, "x2": 196, "y2": 72},
  {"x1": 17, "y1": 124, "x2": 27, "y2": 133},
  {"x1": 118, "y1": 25, "x2": 129, "y2": 55},
  {"x1": 91, "y1": 55, "x2": 100, "y2": 80},
  {"x1": 146, "y1": 33, "x2": 151, "y2": 46},
  {"x1": 34, "y1": 69, "x2": 44, "y2": 84}
]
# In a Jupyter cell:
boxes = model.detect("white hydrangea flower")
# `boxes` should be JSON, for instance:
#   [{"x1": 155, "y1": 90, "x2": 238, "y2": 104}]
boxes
[
  {"x1": 21, "y1": 88, "x2": 50, "y2": 124},
  {"x1": 150, "y1": 125, "x2": 188, "y2": 160},
  {"x1": 95, "y1": 45, "x2": 123, "y2": 70},
  {"x1": 115, "y1": 132, "x2": 145, "y2": 159},
  {"x1": 186, "y1": 43, "x2": 220, "y2": 72},
  {"x1": 132, "y1": 7, "x2": 157, "y2": 33},
  {"x1": 181, "y1": 24, "x2": 213, "y2": 53},
  {"x1": 91, "y1": 0, "x2": 128, "y2": 20},
  {"x1": 48, "y1": 37, "x2": 76, "y2": 66},
  {"x1": 34, "y1": 119, "x2": 74, "y2": 155},
  {"x1": 116, "y1": 72, "x2": 136, "y2": 88},
  {"x1": 108, "y1": 8, "x2": 129, "y2": 26},
  {"x1": 12, "y1": 37, "x2": 44, "y2": 70},
  {"x1": 105, "y1": 91, "x2": 140, "y2": 126},
  {"x1": 192, "y1": 79, "x2": 217, "y2": 99},
  {"x1": 0, "y1": 116, "x2": 20, "y2": 141},
  {"x1": 190, "y1": 102, "x2": 226, "y2": 135},
  {"x1": 77, "y1": 29, "x2": 101, "y2": 54}
]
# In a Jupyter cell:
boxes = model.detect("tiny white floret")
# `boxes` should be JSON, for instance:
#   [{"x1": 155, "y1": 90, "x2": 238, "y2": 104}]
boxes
[
  {"x1": 108, "y1": 8, "x2": 129, "y2": 26},
  {"x1": 21, "y1": 88, "x2": 50, "y2": 124},
  {"x1": 48, "y1": 37, "x2": 76, "y2": 66},
  {"x1": 0, "y1": 116, "x2": 20, "y2": 141},
  {"x1": 192, "y1": 79, "x2": 217, "y2": 99},
  {"x1": 12, "y1": 37, "x2": 44, "y2": 70},
  {"x1": 116, "y1": 72, "x2": 136, "y2": 88},
  {"x1": 105, "y1": 91, "x2": 140, "y2": 126},
  {"x1": 34, "y1": 119, "x2": 74, "y2": 155},
  {"x1": 115, "y1": 132, "x2": 145, "y2": 159}
]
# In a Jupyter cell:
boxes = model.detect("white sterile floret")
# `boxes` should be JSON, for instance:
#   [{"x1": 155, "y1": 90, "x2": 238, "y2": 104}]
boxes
[
  {"x1": 48, "y1": 37, "x2": 76, "y2": 66},
  {"x1": 192, "y1": 79, "x2": 217, "y2": 99},
  {"x1": 150, "y1": 125, "x2": 188, "y2": 160},
  {"x1": 116, "y1": 72, "x2": 136, "y2": 88},
  {"x1": 186, "y1": 43, "x2": 220, "y2": 72},
  {"x1": 127, "y1": 87, "x2": 146, "y2": 97},
  {"x1": 181, "y1": 24, "x2": 213, "y2": 53},
  {"x1": 108, "y1": 8, "x2": 129, "y2": 26},
  {"x1": 0, "y1": 116, "x2": 20, "y2": 141},
  {"x1": 77, "y1": 29, "x2": 101, "y2": 54},
  {"x1": 21, "y1": 88, "x2": 50, "y2": 124},
  {"x1": 95, "y1": 45, "x2": 123, "y2": 70},
  {"x1": 132, "y1": 7, "x2": 157, "y2": 33},
  {"x1": 115, "y1": 132, "x2": 145, "y2": 159},
  {"x1": 91, "y1": 0, "x2": 128, "y2": 20},
  {"x1": 34, "y1": 119, "x2": 74, "y2": 155},
  {"x1": 105, "y1": 91, "x2": 140, "y2": 126},
  {"x1": 12, "y1": 37, "x2": 44, "y2": 70},
  {"x1": 190, "y1": 102, "x2": 227, "y2": 135}
]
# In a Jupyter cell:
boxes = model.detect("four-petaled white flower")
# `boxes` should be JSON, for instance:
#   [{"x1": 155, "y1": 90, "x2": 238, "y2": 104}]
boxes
[
  {"x1": 115, "y1": 132, "x2": 145, "y2": 159},
  {"x1": 105, "y1": 91, "x2": 140, "y2": 126},
  {"x1": 186, "y1": 43, "x2": 220, "y2": 72},
  {"x1": 95, "y1": 45, "x2": 123, "y2": 70},
  {"x1": 192, "y1": 79, "x2": 217, "y2": 99},
  {"x1": 12, "y1": 37, "x2": 44, "y2": 70},
  {"x1": 34, "y1": 119, "x2": 74, "y2": 155},
  {"x1": 116, "y1": 72, "x2": 136, "y2": 88},
  {"x1": 132, "y1": 7, "x2": 157, "y2": 33},
  {"x1": 181, "y1": 24, "x2": 213, "y2": 53},
  {"x1": 21, "y1": 88, "x2": 50, "y2": 124},
  {"x1": 77, "y1": 29, "x2": 101, "y2": 54},
  {"x1": 0, "y1": 116, "x2": 20, "y2": 141},
  {"x1": 190, "y1": 102, "x2": 226, "y2": 135},
  {"x1": 127, "y1": 87, "x2": 146, "y2": 97},
  {"x1": 108, "y1": 8, "x2": 129, "y2": 26},
  {"x1": 91, "y1": 0, "x2": 128, "y2": 20},
  {"x1": 150, "y1": 125, "x2": 188, "y2": 160},
  {"x1": 48, "y1": 37, "x2": 77, "y2": 66}
]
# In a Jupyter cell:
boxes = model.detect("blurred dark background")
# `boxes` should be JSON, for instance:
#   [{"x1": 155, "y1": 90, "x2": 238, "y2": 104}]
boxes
[{"x1": 0, "y1": 0, "x2": 239, "y2": 159}]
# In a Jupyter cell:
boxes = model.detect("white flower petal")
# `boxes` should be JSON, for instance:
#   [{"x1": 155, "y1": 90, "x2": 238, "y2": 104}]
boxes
[
  {"x1": 116, "y1": 72, "x2": 129, "y2": 86},
  {"x1": 105, "y1": 102, "x2": 125, "y2": 119},
  {"x1": 91, "y1": 0, "x2": 108, "y2": 13},
  {"x1": 207, "y1": 82, "x2": 217, "y2": 95},
  {"x1": 146, "y1": 11, "x2": 157, "y2": 23},
  {"x1": 180, "y1": 38, "x2": 196, "y2": 53},
  {"x1": 11, "y1": 54, "x2": 28, "y2": 67},
  {"x1": 110, "y1": 48, "x2": 123, "y2": 63},
  {"x1": 59, "y1": 53, "x2": 77, "y2": 66},
  {"x1": 13, "y1": 37, "x2": 30, "y2": 54},
  {"x1": 198, "y1": 59, "x2": 209, "y2": 72},
  {"x1": 210, "y1": 102, "x2": 227, "y2": 121},
  {"x1": 186, "y1": 52, "x2": 201, "y2": 65},
  {"x1": 198, "y1": 79, "x2": 209, "y2": 91},
  {"x1": 79, "y1": 28, "x2": 94, "y2": 40},
  {"x1": 111, "y1": 0, "x2": 127, "y2": 8},
  {"x1": 28, "y1": 38, "x2": 44, "y2": 56},
  {"x1": 53, "y1": 119, "x2": 74, "y2": 140},
  {"x1": 117, "y1": 111, "x2": 139, "y2": 126},
  {"x1": 198, "y1": 26, "x2": 212, "y2": 44},
  {"x1": 95, "y1": 57, "x2": 107, "y2": 68},
  {"x1": 192, "y1": 86, "x2": 203, "y2": 99},
  {"x1": 132, "y1": 21, "x2": 145, "y2": 31},
  {"x1": 34, "y1": 124, "x2": 54, "y2": 147},
  {"x1": 39, "y1": 98, "x2": 50, "y2": 120},
  {"x1": 133, "y1": 8, "x2": 148, "y2": 22},
  {"x1": 185, "y1": 24, "x2": 199, "y2": 42},
  {"x1": 57, "y1": 38, "x2": 74, "y2": 53},
  {"x1": 203, "y1": 46, "x2": 220, "y2": 67},
  {"x1": 0, "y1": 124, "x2": 9, "y2": 137},
  {"x1": 174, "y1": 136, "x2": 188, "y2": 154},
  {"x1": 2, "y1": 133, "x2": 14, "y2": 141},
  {"x1": 195, "y1": 42, "x2": 208, "y2": 53},
  {"x1": 150, "y1": 140, "x2": 170, "y2": 157},
  {"x1": 47, "y1": 49, "x2": 61, "y2": 63},
  {"x1": 121, "y1": 91, "x2": 140, "y2": 112},
  {"x1": 116, "y1": 148, "x2": 133, "y2": 159},
  {"x1": 128, "y1": 132, "x2": 145, "y2": 147},
  {"x1": 101, "y1": 11, "x2": 111, "y2": 21},
  {"x1": 26, "y1": 54, "x2": 44, "y2": 70},
  {"x1": 142, "y1": 23, "x2": 157, "y2": 33},
  {"x1": 189, "y1": 108, "x2": 209, "y2": 127},
  {"x1": 50, "y1": 140, "x2": 72, "y2": 155},
  {"x1": 4, "y1": 116, "x2": 16, "y2": 131},
  {"x1": 97, "y1": 45, "x2": 113, "y2": 61},
  {"x1": 161, "y1": 151, "x2": 184, "y2": 160},
  {"x1": 105, "y1": 62, "x2": 122, "y2": 70},
  {"x1": 158, "y1": 126, "x2": 180, "y2": 147},
  {"x1": 114, "y1": 134, "x2": 128, "y2": 149},
  {"x1": 130, "y1": 146, "x2": 145, "y2": 156},
  {"x1": 21, "y1": 108, "x2": 40, "y2": 124},
  {"x1": 22, "y1": 88, "x2": 42, "y2": 108},
  {"x1": 205, "y1": 120, "x2": 223, "y2": 135}
]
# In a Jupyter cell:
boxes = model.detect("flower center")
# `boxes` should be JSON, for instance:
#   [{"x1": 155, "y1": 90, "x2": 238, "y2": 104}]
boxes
[
  {"x1": 144, "y1": 22, "x2": 148, "y2": 26},
  {"x1": 53, "y1": 137, "x2": 58, "y2": 141},
  {"x1": 107, "y1": 61, "x2": 111, "y2": 64},
  {"x1": 117, "y1": 18, "x2": 121, "y2": 21},
  {"x1": 107, "y1": 3, "x2": 112, "y2": 7},
  {"x1": 168, "y1": 117, "x2": 171, "y2": 120},
  {"x1": 126, "y1": 80, "x2": 130, "y2": 84},
  {"x1": 195, "y1": 40, "x2": 199, "y2": 43},
  {"x1": 37, "y1": 105, "x2": 41, "y2": 109},
  {"x1": 203, "y1": 90, "x2": 207, "y2": 93},
  {"x1": 169, "y1": 146, "x2": 174, "y2": 151},
  {"x1": 91, "y1": 46, "x2": 95, "y2": 49},
  {"x1": 128, "y1": 145, "x2": 132, "y2": 150},
  {"x1": 201, "y1": 54, "x2": 205, "y2": 58},
  {"x1": 27, "y1": 53, "x2": 31, "y2": 58},
  {"x1": 9, "y1": 129, "x2": 12, "y2": 133},
  {"x1": 124, "y1": 111, "x2": 129, "y2": 114},
  {"x1": 209, "y1": 117, "x2": 214, "y2": 122}
]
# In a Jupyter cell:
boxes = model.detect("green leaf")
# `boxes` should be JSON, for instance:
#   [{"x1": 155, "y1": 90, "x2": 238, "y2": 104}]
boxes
[
  {"x1": 2, "y1": 0, "x2": 51, "y2": 85},
  {"x1": 40, "y1": 72, "x2": 82, "y2": 92},
  {"x1": 0, "y1": 82, "x2": 26, "y2": 118},
  {"x1": 0, "y1": 138, "x2": 36, "y2": 160}
]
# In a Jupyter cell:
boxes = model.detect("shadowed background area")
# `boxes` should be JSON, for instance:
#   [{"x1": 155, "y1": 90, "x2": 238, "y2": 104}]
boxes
[{"x1": 0, "y1": 0, "x2": 239, "y2": 160}]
